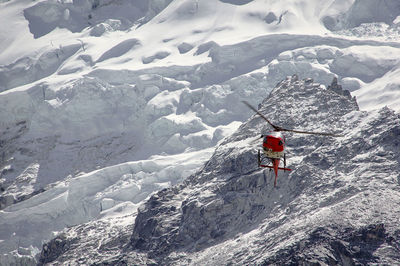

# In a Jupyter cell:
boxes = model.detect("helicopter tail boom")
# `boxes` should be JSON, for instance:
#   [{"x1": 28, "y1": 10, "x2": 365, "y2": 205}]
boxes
[{"x1": 260, "y1": 158, "x2": 292, "y2": 187}]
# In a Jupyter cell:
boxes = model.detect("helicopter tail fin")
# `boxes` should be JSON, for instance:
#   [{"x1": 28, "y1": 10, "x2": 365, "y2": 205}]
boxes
[{"x1": 259, "y1": 159, "x2": 292, "y2": 187}]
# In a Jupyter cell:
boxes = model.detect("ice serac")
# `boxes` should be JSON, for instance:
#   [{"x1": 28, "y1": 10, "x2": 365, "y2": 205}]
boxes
[
  {"x1": 23, "y1": 0, "x2": 173, "y2": 38},
  {"x1": 124, "y1": 76, "x2": 399, "y2": 265}
]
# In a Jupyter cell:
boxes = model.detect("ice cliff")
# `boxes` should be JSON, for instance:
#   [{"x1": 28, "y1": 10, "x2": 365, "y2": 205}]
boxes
[{"x1": 39, "y1": 76, "x2": 400, "y2": 265}]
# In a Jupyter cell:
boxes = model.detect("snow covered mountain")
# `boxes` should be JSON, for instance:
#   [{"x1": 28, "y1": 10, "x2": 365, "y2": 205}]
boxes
[
  {"x1": 1, "y1": 0, "x2": 400, "y2": 264},
  {"x1": 38, "y1": 75, "x2": 400, "y2": 265}
]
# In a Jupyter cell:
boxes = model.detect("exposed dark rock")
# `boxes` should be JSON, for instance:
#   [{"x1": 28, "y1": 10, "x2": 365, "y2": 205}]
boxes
[
  {"x1": 0, "y1": 195, "x2": 14, "y2": 210},
  {"x1": 264, "y1": 12, "x2": 277, "y2": 24},
  {"x1": 219, "y1": 0, "x2": 254, "y2": 5},
  {"x1": 328, "y1": 77, "x2": 349, "y2": 97},
  {"x1": 194, "y1": 41, "x2": 219, "y2": 55},
  {"x1": 142, "y1": 51, "x2": 171, "y2": 64},
  {"x1": 327, "y1": 77, "x2": 359, "y2": 110},
  {"x1": 39, "y1": 233, "x2": 77, "y2": 265},
  {"x1": 262, "y1": 224, "x2": 394, "y2": 265},
  {"x1": 178, "y1": 42, "x2": 194, "y2": 54}
]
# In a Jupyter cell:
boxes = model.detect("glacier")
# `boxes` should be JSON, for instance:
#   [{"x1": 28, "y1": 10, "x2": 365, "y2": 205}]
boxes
[
  {"x1": 1, "y1": 0, "x2": 400, "y2": 264},
  {"x1": 38, "y1": 76, "x2": 400, "y2": 265}
]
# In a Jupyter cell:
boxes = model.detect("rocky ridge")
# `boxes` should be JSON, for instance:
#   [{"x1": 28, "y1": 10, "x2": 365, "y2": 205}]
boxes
[{"x1": 39, "y1": 76, "x2": 400, "y2": 265}]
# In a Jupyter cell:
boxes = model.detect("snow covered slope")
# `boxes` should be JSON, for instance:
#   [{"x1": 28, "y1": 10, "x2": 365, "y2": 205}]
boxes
[
  {"x1": 1, "y1": 0, "x2": 400, "y2": 264},
  {"x1": 39, "y1": 76, "x2": 400, "y2": 265}
]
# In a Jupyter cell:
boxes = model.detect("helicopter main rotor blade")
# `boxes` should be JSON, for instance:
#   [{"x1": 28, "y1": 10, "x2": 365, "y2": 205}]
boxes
[
  {"x1": 280, "y1": 128, "x2": 343, "y2": 137},
  {"x1": 242, "y1": 101, "x2": 281, "y2": 131},
  {"x1": 242, "y1": 101, "x2": 343, "y2": 137}
]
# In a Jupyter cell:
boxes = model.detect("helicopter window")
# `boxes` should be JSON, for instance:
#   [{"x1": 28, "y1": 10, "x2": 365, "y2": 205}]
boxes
[{"x1": 279, "y1": 140, "x2": 283, "y2": 146}]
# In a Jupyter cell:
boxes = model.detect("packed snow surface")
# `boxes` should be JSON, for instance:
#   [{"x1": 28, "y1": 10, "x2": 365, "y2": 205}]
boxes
[{"x1": 0, "y1": 0, "x2": 400, "y2": 264}]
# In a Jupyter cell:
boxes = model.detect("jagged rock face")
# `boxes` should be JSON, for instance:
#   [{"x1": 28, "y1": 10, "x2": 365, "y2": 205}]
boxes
[
  {"x1": 39, "y1": 234, "x2": 76, "y2": 265},
  {"x1": 263, "y1": 223, "x2": 397, "y2": 265},
  {"x1": 128, "y1": 76, "x2": 354, "y2": 255},
  {"x1": 39, "y1": 76, "x2": 400, "y2": 265},
  {"x1": 37, "y1": 216, "x2": 136, "y2": 265},
  {"x1": 125, "y1": 76, "x2": 400, "y2": 264}
]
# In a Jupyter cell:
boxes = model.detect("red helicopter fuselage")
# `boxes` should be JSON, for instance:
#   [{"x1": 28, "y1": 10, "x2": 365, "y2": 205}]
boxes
[
  {"x1": 263, "y1": 131, "x2": 285, "y2": 155},
  {"x1": 259, "y1": 132, "x2": 291, "y2": 186}
]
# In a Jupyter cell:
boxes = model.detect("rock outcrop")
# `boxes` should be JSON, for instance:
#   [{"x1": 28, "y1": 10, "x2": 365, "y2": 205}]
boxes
[
  {"x1": 39, "y1": 76, "x2": 400, "y2": 265},
  {"x1": 126, "y1": 76, "x2": 399, "y2": 264}
]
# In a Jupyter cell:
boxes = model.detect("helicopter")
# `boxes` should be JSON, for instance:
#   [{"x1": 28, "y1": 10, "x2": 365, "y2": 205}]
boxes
[{"x1": 242, "y1": 101, "x2": 343, "y2": 187}]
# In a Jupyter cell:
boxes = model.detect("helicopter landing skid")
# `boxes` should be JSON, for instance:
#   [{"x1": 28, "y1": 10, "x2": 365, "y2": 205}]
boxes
[
  {"x1": 258, "y1": 150, "x2": 292, "y2": 171},
  {"x1": 259, "y1": 164, "x2": 292, "y2": 171}
]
